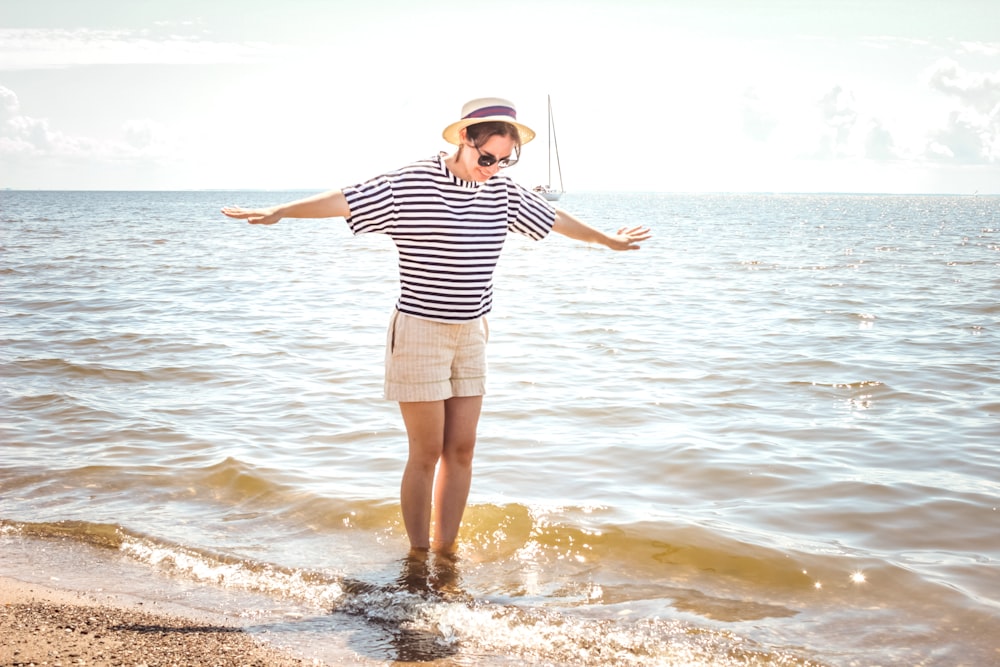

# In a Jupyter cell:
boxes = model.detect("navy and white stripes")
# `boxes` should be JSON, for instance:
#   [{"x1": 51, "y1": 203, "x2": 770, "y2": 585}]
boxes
[{"x1": 343, "y1": 155, "x2": 556, "y2": 322}]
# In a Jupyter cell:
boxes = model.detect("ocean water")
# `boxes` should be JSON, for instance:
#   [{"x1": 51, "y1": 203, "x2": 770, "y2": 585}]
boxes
[{"x1": 1, "y1": 189, "x2": 998, "y2": 666}]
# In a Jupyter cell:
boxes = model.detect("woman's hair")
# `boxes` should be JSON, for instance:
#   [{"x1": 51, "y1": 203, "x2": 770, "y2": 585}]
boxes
[{"x1": 464, "y1": 121, "x2": 522, "y2": 149}]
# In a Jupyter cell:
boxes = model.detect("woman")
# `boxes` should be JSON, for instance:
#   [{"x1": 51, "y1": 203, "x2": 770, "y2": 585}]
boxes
[{"x1": 222, "y1": 97, "x2": 651, "y2": 555}]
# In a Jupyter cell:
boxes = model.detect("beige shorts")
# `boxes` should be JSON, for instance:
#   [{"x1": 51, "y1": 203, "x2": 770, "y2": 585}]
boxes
[{"x1": 384, "y1": 310, "x2": 489, "y2": 402}]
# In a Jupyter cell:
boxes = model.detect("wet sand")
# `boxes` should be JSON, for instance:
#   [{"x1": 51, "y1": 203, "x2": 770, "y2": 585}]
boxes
[{"x1": 0, "y1": 576, "x2": 320, "y2": 666}]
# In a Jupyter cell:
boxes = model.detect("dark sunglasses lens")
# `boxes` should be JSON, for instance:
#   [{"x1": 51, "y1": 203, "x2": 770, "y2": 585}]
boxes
[{"x1": 477, "y1": 154, "x2": 497, "y2": 167}]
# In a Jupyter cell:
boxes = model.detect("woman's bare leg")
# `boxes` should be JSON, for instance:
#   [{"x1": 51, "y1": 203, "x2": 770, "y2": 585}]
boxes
[
  {"x1": 399, "y1": 400, "x2": 445, "y2": 551},
  {"x1": 433, "y1": 395, "x2": 482, "y2": 552},
  {"x1": 398, "y1": 396, "x2": 482, "y2": 552}
]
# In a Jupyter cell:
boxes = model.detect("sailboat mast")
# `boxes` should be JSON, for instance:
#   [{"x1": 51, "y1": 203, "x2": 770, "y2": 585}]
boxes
[
  {"x1": 548, "y1": 95, "x2": 564, "y2": 193},
  {"x1": 533, "y1": 95, "x2": 564, "y2": 201},
  {"x1": 547, "y1": 95, "x2": 553, "y2": 188}
]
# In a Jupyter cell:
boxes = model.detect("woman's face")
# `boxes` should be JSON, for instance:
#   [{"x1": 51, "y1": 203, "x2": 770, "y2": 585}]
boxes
[{"x1": 460, "y1": 132, "x2": 518, "y2": 183}]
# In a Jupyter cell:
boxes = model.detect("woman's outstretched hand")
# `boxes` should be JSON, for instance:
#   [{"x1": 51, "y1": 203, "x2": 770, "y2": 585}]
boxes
[
  {"x1": 221, "y1": 206, "x2": 282, "y2": 225},
  {"x1": 552, "y1": 210, "x2": 651, "y2": 250},
  {"x1": 221, "y1": 191, "x2": 349, "y2": 225},
  {"x1": 607, "y1": 225, "x2": 653, "y2": 251}
]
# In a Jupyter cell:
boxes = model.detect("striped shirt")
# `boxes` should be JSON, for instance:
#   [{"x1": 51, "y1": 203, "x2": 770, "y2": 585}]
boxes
[{"x1": 342, "y1": 154, "x2": 556, "y2": 323}]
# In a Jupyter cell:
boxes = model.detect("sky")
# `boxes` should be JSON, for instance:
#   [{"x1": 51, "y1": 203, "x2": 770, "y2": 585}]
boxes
[{"x1": 1, "y1": 0, "x2": 999, "y2": 193}]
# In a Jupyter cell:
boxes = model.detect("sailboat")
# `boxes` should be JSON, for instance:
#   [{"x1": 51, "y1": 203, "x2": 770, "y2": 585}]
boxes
[{"x1": 533, "y1": 95, "x2": 564, "y2": 201}]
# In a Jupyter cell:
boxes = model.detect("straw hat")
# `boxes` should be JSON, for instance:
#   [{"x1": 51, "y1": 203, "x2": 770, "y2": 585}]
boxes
[{"x1": 442, "y1": 97, "x2": 536, "y2": 146}]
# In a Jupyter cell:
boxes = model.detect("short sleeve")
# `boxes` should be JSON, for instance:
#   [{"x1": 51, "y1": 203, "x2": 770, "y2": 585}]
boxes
[
  {"x1": 342, "y1": 175, "x2": 396, "y2": 235},
  {"x1": 508, "y1": 183, "x2": 556, "y2": 240}
]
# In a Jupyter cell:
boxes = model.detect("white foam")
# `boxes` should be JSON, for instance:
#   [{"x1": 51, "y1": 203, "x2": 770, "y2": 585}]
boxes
[{"x1": 119, "y1": 536, "x2": 345, "y2": 610}]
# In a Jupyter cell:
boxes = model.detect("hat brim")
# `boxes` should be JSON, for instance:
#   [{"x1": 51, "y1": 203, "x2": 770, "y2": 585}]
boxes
[{"x1": 442, "y1": 116, "x2": 536, "y2": 146}]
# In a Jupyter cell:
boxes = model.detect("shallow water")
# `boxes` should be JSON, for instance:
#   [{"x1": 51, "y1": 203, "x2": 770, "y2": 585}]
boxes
[{"x1": 1, "y1": 189, "x2": 998, "y2": 665}]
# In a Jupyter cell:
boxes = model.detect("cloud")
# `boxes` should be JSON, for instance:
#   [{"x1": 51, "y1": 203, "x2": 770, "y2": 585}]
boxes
[
  {"x1": 0, "y1": 85, "x2": 177, "y2": 161},
  {"x1": 926, "y1": 110, "x2": 996, "y2": 163},
  {"x1": 928, "y1": 59, "x2": 1000, "y2": 114},
  {"x1": 739, "y1": 84, "x2": 874, "y2": 161},
  {"x1": 122, "y1": 119, "x2": 175, "y2": 154},
  {"x1": 958, "y1": 41, "x2": 1000, "y2": 57},
  {"x1": 0, "y1": 28, "x2": 281, "y2": 70},
  {"x1": 865, "y1": 120, "x2": 897, "y2": 161},
  {"x1": 0, "y1": 85, "x2": 63, "y2": 154},
  {"x1": 924, "y1": 60, "x2": 1000, "y2": 163},
  {"x1": 820, "y1": 86, "x2": 859, "y2": 128},
  {"x1": 812, "y1": 85, "x2": 859, "y2": 159}
]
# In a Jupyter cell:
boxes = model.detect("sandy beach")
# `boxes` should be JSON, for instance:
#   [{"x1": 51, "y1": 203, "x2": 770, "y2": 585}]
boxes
[{"x1": 0, "y1": 576, "x2": 320, "y2": 667}]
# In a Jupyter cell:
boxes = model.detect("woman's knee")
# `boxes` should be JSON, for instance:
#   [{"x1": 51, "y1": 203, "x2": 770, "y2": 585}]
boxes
[
  {"x1": 406, "y1": 434, "x2": 444, "y2": 469},
  {"x1": 443, "y1": 436, "x2": 476, "y2": 467}
]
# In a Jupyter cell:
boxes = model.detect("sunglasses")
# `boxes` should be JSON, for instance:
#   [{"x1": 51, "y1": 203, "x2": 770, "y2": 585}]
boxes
[{"x1": 473, "y1": 144, "x2": 518, "y2": 169}]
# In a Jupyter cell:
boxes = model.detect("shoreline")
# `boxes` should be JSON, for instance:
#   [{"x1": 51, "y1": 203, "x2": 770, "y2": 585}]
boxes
[{"x1": 0, "y1": 576, "x2": 323, "y2": 666}]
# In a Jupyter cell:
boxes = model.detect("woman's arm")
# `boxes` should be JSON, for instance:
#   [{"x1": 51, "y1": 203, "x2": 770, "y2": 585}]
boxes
[
  {"x1": 552, "y1": 209, "x2": 652, "y2": 251},
  {"x1": 221, "y1": 189, "x2": 351, "y2": 225}
]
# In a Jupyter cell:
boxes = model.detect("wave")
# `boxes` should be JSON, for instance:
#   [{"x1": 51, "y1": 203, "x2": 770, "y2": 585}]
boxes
[
  {"x1": 5, "y1": 453, "x2": 991, "y2": 603},
  {"x1": 0, "y1": 518, "x2": 827, "y2": 666},
  {"x1": 0, "y1": 357, "x2": 221, "y2": 385}
]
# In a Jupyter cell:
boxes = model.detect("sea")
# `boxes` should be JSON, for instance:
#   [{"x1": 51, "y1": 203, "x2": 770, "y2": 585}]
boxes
[{"x1": 1, "y1": 189, "x2": 997, "y2": 666}]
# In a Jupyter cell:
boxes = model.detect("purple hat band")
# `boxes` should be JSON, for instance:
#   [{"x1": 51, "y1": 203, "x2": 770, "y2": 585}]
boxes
[{"x1": 463, "y1": 105, "x2": 517, "y2": 120}]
